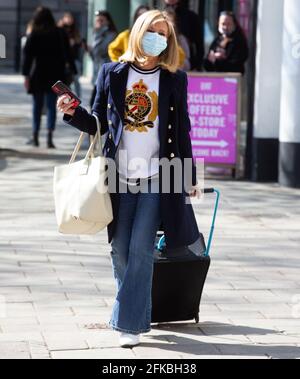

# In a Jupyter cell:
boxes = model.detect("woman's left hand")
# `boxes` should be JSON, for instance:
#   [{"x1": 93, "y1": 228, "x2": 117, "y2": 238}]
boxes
[{"x1": 189, "y1": 184, "x2": 203, "y2": 199}]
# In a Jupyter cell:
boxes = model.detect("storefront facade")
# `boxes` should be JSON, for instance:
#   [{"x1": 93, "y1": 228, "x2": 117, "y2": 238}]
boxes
[
  {"x1": 87, "y1": 0, "x2": 255, "y2": 57},
  {"x1": 0, "y1": 0, "x2": 88, "y2": 70}
]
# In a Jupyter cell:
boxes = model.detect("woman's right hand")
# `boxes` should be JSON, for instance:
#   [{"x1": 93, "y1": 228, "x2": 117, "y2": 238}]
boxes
[{"x1": 57, "y1": 95, "x2": 76, "y2": 117}]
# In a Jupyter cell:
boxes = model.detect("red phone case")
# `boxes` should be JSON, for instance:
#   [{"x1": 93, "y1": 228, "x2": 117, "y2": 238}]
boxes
[{"x1": 51, "y1": 81, "x2": 81, "y2": 109}]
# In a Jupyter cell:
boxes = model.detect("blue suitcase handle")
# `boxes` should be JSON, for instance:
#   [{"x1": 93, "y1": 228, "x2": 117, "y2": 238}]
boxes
[
  {"x1": 205, "y1": 188, "x2": 220, "y2": 257},
  {"x1": 157, "y1": 188, "x2": 220, "y2": 257}
]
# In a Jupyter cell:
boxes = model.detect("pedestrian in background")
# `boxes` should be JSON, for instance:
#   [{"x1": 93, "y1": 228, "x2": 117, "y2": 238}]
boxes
[
  {"x1": 22, "y1": 6, "x2": 76, "y2": 148},
  {"x1": 85, "y1": 10, "x2": 117, "y2": 108},
  {"x1": 58, "y1": 12, "x2": 84, "y2": 98},
  {"x1": 20, "y1": 21, "x2": 33, "y2": 78},
  {"x1": 163, "y1": 0, "x2": 204, "y2": 70},
  {"x1": 203, "y1": 11, "x2": 249, "y2": 74},
  {"x1": 108, "y1": 5, "x2": 150, "y2": 62},
  {"x1": 164, "y1": 5, "x2": 191, "y2": 71}
]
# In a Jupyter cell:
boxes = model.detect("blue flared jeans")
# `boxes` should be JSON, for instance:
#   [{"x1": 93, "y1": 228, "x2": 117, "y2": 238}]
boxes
[{"x1": 109, "y1": 178, "x2": 161, "y2": 335}]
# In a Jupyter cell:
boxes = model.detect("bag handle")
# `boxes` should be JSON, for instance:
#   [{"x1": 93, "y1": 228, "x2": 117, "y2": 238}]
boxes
[{"x1": 69, "y1": 113, "x2": 102, "y2": 164}]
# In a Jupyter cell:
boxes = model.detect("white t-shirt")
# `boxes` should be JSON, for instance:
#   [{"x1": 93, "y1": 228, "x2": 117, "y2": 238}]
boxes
[{"x1": 115, "y1": 64, "x2": 161, "y2": 179}]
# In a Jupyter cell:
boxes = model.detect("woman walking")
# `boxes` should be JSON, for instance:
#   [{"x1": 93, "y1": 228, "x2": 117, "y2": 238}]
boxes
[
  {"x1": 22, "y1": 6, "x2": 76, "y2": 148},
  {"x1": 86, "y1": 10, "x2": 117, "y2": 108},
  {"x1": 57, "y1": 10, "x2": 201, "y2": 348},
  {"x1": 58, "y1": 12, "x2": 84, "y2": 98}
]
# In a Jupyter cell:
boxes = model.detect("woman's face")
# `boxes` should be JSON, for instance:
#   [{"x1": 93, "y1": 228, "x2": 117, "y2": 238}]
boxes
[
  {"x1": 219, "y1": 15, "x2": 235, "y2": 36},
  {"x1": 95, "y1": 15, "x2": 108, "y2": 30},
  {"x1": 63, "y1": 14, "x2": 74, "y2": 26},
  {"x1": 147, "y1": 20, "x2": 169, "y2": 39}
]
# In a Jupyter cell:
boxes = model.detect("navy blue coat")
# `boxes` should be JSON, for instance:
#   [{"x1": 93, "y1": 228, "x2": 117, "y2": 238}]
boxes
[{"x1": 64, "y1": 62, "x2": 200, "y2": 249}]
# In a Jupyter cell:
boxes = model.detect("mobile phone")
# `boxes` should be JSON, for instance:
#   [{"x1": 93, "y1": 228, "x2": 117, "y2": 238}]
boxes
[{"x1": 51, "y1": 81, "x2": 81, "y2": 109}]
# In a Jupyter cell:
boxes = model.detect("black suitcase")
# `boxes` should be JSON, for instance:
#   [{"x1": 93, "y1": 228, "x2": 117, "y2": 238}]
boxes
[{"x1": 151, "y1": 188, "x2": 220, "y2": 324}]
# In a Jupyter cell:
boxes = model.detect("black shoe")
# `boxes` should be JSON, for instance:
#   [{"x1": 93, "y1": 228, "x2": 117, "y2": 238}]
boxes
[
  {"x1": 47, "y1": 141, "x2": 56, "y2": 149},
  {"x1": 47, "y1": 131, "x2": 56, "y2": 149},
  {"x1": 26, "y1": 132, "x2": 39, "y2": 147},
  {"x1": 33, "y1": 132, "x2": 39, "y2": 147}
]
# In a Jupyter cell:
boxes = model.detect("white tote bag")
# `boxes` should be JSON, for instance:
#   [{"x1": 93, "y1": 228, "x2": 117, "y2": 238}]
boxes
[{"x1": 53, "y1": 114, "x2": 113, "y2": 235}]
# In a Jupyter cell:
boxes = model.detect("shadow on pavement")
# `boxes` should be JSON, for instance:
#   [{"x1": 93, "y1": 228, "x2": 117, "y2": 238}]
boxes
[
  {"x1": 0, "y1": 148, "x2": 70, "y2": 162},
  {"x1": 146, "y1": 322, "x2": 300, "y2": 358},
  {"x1": 0, "y1": 155, "x2": 7, "y2": 171}
]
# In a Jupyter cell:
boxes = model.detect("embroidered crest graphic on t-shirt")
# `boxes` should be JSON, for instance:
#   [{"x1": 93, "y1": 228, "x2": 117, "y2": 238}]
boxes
[{"x1": 124, "y1": 79, "x2": 158, "y2": 133}]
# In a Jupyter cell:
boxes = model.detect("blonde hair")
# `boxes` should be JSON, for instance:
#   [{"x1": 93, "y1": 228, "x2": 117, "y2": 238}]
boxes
[{"x1": 119, "y1": 10, "x2": 179, "y2": 73}]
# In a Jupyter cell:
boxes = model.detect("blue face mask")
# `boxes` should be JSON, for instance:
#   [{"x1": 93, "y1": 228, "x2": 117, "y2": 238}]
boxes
[{"x1": 142, "y1": 31, "x2": 168, "y2": 57}]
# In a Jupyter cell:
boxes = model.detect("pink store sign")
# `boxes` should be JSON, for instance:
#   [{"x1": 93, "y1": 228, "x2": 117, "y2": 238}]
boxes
[{"x1": 187, "y1": 74, "x2": 240, "y2": 166}]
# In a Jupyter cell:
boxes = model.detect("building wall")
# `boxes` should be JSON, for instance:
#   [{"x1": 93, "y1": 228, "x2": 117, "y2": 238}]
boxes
[
  {"x1": 0, "y1": 0, "x2": 88, "y2": 70},
  {"x1": 0, "y1": 0, "x2": 18, "y2": 69}
]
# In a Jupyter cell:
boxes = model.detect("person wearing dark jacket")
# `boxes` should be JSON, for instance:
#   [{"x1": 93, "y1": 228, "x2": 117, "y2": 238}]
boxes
[
  {"x1": 58, "y1": 12, "x2": 84, "y2": 98},
  {"x1": 204, "y1": 11, "x2": 249, "y2": 74},
  {"x1": 57, "y1": 10, "x2": 201, "y2": 348},
  {"x1": 22, "y1": 6, "x2": 76, "y2": 148},
  {"x1": 86, "y1": 10, "x2": 118, "y2": 108},
  {"x1": 163, "y1": 0, "x2": 204, "y2": 70}
]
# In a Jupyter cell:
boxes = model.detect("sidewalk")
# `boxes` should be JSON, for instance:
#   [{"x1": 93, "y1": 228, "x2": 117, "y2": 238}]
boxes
[{"x1": 0, "y1": 74, "x2": 300, "y2": 359}]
